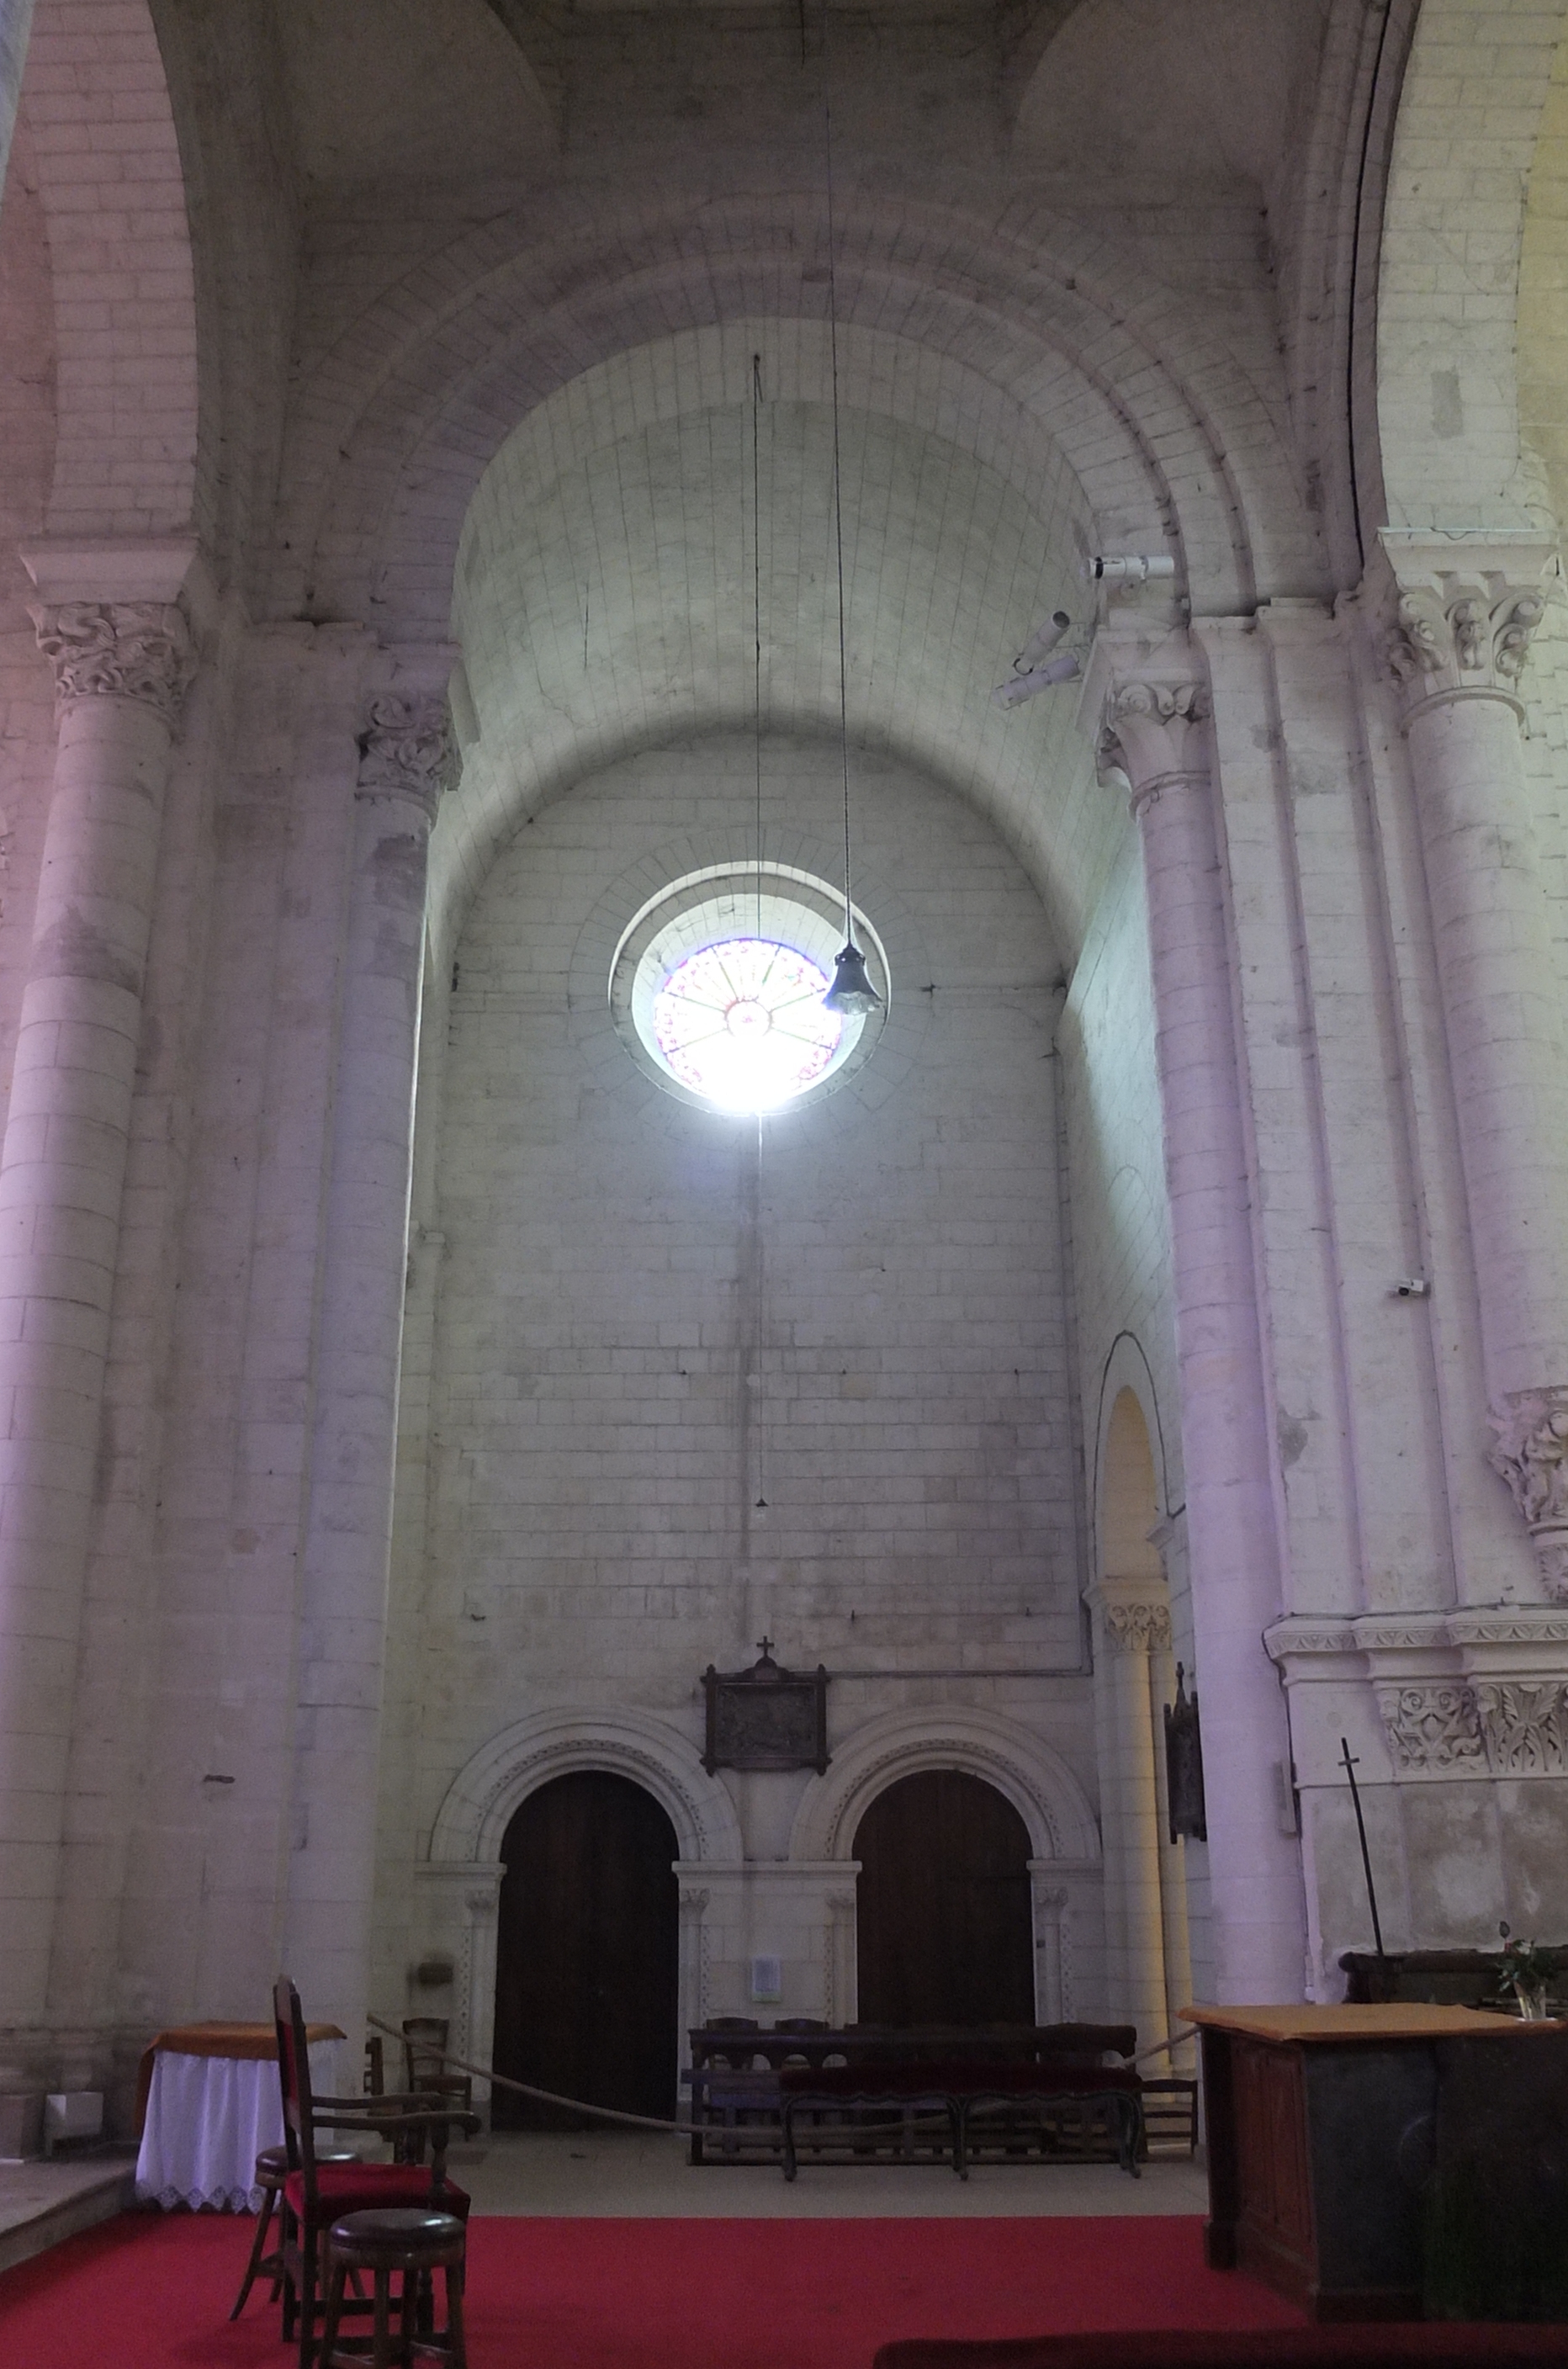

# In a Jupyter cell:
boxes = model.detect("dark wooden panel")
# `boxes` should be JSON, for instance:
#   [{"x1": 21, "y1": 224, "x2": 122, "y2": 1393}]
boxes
[
  {"x1": 1232, "y1": 2037, "x2": 1316, "y2": 2308},
  {"x1": 853, "y1": 1770, "x2": 1035, "y2": 2028},
  {"x1": 493, "y1": 1770, "x2": 679, "y2": 2129}
]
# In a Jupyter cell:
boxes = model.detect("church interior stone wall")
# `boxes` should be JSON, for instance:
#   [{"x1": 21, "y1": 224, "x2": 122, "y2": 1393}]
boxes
[{"x1": 7, "y1": 0, "x2": 1568, "y2": 2128}]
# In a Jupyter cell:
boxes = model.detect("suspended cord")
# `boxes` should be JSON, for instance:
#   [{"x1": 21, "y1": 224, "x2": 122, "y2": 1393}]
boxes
[
  {"x1": 368, "y1": 2015, "x2": 688, "y2": 2137},
  {"x1": 753, "y1": 350, "x2": 765, "y2": 943},
  {"x1": 821, "y1": 0, "x2": 854, "y2": 948}
]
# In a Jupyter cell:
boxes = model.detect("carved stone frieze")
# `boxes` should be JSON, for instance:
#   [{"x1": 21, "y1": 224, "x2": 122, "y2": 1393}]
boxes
[
  {"x1": 1100, "y1": 1599, "x2": 1173, "y2": 1656},
  {"x1": 1375, "y1": 1683, "x2": 1486, "y2": 1774},
  {"x1": 31, "y1": 601, "x2": 196, "y2": 730},
  {"x1": 1270, "y1": 1609, "x2": 1568, "y2": 1779},
  {"x1": 1487, "y1": 1387, "x2": 1568, "y2": 1600},
  {"x1": 357, "y1": 693, "x2": 454, "y2": 820},
  {"x1": 1099, "y1": 678, "x2": 1209, "y2": 811}
]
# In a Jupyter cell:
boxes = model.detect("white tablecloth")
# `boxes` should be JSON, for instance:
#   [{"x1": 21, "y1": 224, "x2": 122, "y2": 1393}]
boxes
[{"x1": 135, "y1": 2038, "x2": 347, "y2": 2212}]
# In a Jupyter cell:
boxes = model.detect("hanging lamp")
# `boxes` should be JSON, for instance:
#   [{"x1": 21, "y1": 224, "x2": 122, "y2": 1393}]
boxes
[{"x1": 817, "y1": 0, "x2": 882, "y2": 1025}]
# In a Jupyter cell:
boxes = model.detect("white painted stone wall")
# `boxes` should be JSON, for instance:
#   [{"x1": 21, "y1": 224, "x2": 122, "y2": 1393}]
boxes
[{"x1": 373, "y1": 728, "x2": 1104, "y2": 2043}]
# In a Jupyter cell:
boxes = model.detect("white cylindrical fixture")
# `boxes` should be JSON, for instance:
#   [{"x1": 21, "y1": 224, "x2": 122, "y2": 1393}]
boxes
[
  {"x1": 283, "y1": 693, "x2": 448, "y2": 2038},
  {"x1": 1098, "y1": 665, "x2": 1305, "y2": 2003},
  {"x1": 0, "y1": 599, "x2": 192, "y2": 2023}
]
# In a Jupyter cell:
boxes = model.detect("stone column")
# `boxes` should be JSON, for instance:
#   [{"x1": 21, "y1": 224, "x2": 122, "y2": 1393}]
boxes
[
  {"x1": 1380, "y1": 533, "x2": 1568, "y2": 1593},
  {"x1": 283, "y1": 681, "x2": 451, "y2": 2036},
  {"x1": 1087, "y1": 1582, "x2": 1171, "y2": 2046},
  {"x1": 0, "y1": 570, "x2": 195, "y2": 2023},
  {"x1": 1083, "y1": 638, "x2": 1304, "y2": 2002}
]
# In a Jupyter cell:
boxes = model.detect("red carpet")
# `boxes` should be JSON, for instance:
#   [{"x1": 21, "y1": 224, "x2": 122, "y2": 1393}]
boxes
[{"x1": 0, "y1": 2211, "x2": 1302, "y2": 2366}]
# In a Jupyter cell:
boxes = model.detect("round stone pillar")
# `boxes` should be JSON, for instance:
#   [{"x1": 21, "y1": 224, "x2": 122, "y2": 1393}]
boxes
[
  {"x1": 0, "y1": 596, "x2": 193, "y2": 2023},
  {"x1": 1094, "y1": 652, "x2": 1305, "y2": 2003},
  {"x1": 1382, "y1": 534, "x2": 1568, "y2": 1593},
  {"x1": 283, "y1": 690, "x2": 450, "y2": 2036}
]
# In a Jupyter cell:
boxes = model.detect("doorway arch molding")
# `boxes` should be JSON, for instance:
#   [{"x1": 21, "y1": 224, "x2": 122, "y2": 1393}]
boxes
[
  {"x1": 429, "y1": 1704, "x2": 744, "y2": 1868},
  {"x1": 422, "y1": 1707, "x2": 741, "y2": 2096},
  {"x1": 788, "y1": 1708, "x2": 1103, "y2": 2022},
  {"x1": 788, "y1": 1707, "x2": 1099, "y2": 1868}
]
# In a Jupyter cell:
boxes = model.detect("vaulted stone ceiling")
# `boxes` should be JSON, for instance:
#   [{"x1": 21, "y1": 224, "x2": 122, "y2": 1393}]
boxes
[{"x1": 148, "y1": 0, "x2": 1340, "y2": 958}]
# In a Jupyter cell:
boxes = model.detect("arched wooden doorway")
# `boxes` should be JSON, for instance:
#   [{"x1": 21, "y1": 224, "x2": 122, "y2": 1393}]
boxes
[
  {"x1": 854, "y1": 1769, "x2": 1035, "y2": 2026},
  {"x1": 493, "y1": 1770, "x2": 679, "y2": 2128}
]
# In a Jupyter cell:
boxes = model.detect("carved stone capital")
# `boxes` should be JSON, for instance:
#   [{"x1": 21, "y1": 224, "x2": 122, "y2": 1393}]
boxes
[
  {"x1": 1472, "y1": 1679, "x2": 1568, "y2": 1775},
  {"x1": 357, "y1": 693, "x2": 453, "y2": 820},
  {"x1": 1099, "y1": 678, "x2": 1210, "y2": 812},
  {"x1": 31, "y1": 601, "x2": 196, "y2": 730},
  {"x1": 1378, "y1": 533, "x2": 1555, "y2": 722},
  {"x1": 1099, "y1": 1598, "x2": 1173, "y2": 1656},
  {"x1": 1487, "y1": 1386, "x2": 1568, "y2": 1599},
  {"x1": 1375, "y1": 1681, "x2": 1485, "y2": 1774}
]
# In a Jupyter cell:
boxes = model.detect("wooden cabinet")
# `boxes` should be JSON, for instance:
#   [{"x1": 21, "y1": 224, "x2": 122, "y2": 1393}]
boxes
[{"x1": 1189, "y1": 2003, "x2": 1534, "y2": 2321}]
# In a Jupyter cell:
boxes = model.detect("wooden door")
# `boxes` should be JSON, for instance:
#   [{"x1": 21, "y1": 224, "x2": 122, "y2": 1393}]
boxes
[
  {"x1": 493, "y1": 1770, "x2": 680, "y2": 2128},
  {"x1": 854, "y1": 1769, "x2": 1035, "y2": 2026}
]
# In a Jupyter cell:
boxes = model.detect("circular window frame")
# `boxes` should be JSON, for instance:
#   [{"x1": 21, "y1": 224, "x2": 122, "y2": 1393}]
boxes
[{"x1": 609, "y1": 863, "x2": 891, "y2": 1116}]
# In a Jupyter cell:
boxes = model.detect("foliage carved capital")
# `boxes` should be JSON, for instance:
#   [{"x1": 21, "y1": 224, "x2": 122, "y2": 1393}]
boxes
[{"x1": 31, "y1": 601, "x2": 196, "y2": 730}]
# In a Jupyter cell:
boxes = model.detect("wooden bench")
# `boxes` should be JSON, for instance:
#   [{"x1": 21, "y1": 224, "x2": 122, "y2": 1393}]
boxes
[
  {"x1": 777, "y1": 2061, "x2": 1146, "y2": 2180},
  {"x1": 685, "y1": 2022, "x2": 1142, "y2": 2169}
]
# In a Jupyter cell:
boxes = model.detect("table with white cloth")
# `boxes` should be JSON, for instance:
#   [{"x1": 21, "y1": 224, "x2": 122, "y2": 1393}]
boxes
[{"x1": 134, "y1": 2020, "x2": 347, "y2": 2211}]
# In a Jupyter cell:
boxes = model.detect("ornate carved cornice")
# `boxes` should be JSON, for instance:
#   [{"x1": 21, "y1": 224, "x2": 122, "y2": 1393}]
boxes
[
  {"x1": 1099, "y1": 678, "x2": 1210, "y2": 813},
  {"x1": 1377, "y1": 532, "x2": 1555, "y2": 724},
  {"x1": 357, "y1": 693, "x2": 454, "y2": 821},
  {"x1": 30, "y1": 601, "x2": 196, "y2": 730},
  {"x1": 1267, "y1": 1607, "x2": 1568, "y2": 1778},
  {"x1": 1487, "y1": 1387, "x2": 1568, "y2": 1599}
]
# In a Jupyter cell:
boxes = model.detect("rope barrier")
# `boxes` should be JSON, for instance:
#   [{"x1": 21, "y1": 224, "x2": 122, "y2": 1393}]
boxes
[
  {"x1": 367, "y1": 2014, "x2": 691, "y2": 2136},
  {"x1": 368, "y1": 2013, "x2": 1192, "y2": 2125},
  {"x1": 1132, "y1": 2027, "x2": 1197, "y2": 2069}
]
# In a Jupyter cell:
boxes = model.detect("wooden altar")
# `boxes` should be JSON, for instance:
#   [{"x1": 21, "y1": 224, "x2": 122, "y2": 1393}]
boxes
[{"x1": 1185, "y1": 2002, "x2": 1568, "y2": 2322}]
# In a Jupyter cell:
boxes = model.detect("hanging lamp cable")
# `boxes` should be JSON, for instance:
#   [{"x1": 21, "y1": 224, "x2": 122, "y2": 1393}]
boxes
[
  {"x1": 822, "y1": 6, "x2": 853, "y2": 950},
  {"x1": 817, "y1": 0, "x2": 882, "y2": 1019},
  {"x1": 753, "y1": 350, "x2": 765, "y2": 943}
]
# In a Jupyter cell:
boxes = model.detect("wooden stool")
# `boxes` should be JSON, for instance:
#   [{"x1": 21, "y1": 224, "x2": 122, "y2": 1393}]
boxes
[
  {"x1": 229, "y1": 2144, "x2": 361, "y2": 2320},
  {"x1": 318, "y1": 2207, "x2": 468, "y2": 2368}
]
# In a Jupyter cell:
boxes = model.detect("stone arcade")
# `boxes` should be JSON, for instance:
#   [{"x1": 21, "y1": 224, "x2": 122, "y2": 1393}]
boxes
[{"x1": 4, "y1": 0, "x2": 1568, "y2": 2132}]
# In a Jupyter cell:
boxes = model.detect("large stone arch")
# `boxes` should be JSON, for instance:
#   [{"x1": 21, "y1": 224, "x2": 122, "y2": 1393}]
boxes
[
  {"x1": 1378, "y1": 0, "x2": 1567, "y2": 533},
  {"x1": 19, "y1": 0, "x2": 199, "y2": 542},
  {"x1": 273, "y1": 185, "x2": 1327, "y2": 639}
]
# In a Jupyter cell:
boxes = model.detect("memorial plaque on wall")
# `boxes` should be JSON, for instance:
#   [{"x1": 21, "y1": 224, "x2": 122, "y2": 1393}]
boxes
[{"x1": 702, "y1": 1641, "x2": 829, "y2": 1774}]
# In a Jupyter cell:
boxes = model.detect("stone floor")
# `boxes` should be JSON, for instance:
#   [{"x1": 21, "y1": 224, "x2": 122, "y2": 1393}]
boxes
[
  {"x1": 446, "y1": 2130, "x2": 1210, "y2": 2218},
  {"x1": 0, "y1": 2148, "x2": 138, "y2": 2273},
  {"x1": 0, "y1": 2132, "x2": 1206, "y2": 2279}
]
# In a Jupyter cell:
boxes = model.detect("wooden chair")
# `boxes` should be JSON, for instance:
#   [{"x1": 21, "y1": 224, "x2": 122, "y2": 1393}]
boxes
[
  {"x1": 401, "y1": 2017, "x2": 473, "y2": 2112},
  {"x1": 273, "y1": 1977, "x2": 479, "y2": 2369},
  {"x1": 229, "y1": 2138, "x2": 361, "y2": 2321}
]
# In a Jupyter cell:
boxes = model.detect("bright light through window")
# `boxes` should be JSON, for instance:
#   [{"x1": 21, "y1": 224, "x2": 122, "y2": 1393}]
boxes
[{"x1": 651, "y1": 938, "x2": 842, "y2": 1112}]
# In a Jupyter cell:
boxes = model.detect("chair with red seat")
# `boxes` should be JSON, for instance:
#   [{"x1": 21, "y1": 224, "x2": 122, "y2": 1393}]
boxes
[{"x1": 273, "y1": 1976, "x2": 479, "y2": 2369}]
